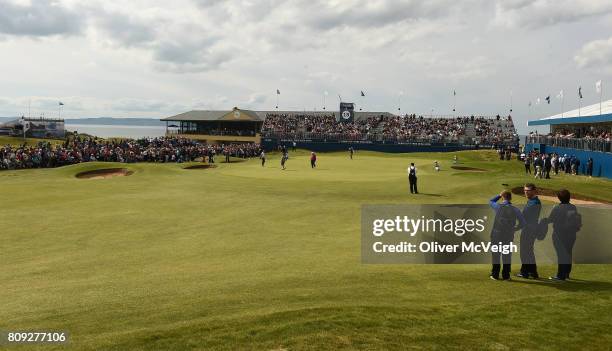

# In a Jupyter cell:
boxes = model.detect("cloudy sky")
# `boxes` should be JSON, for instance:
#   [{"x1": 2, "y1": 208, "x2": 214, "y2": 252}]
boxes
[{"x1": 1, "y1": 0, "x2": 611, "y2": 133}]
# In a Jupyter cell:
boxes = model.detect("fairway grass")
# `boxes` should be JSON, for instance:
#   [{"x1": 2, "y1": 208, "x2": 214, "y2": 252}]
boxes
[{"x1": 1, "y1": 150, "x2": 611, "y2": 350}]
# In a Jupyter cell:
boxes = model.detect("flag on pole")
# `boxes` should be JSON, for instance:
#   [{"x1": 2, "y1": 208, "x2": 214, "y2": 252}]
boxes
[
  {"x1": 453, "y1": 90, "x2": 456, "y2": 96},
  {"x1": 59, "y1": 101, "x2": 64, "y2": 106},
  {"x1": 545, "y1": 96, "x2": 550, "y2": 104},
  {"x1": 360, "y1": 91, "x2": 365, "y2": 97},
  {"x1": 21, "y1": 118, "x2": 30, "y2": 132},
  {"x1": 578, "y1": 86, "x2": 583, "y2": 99},
  {"x1": 596, "y1": 80, "x2": 602, "y2": 94},
  {"x1": 557, "y1": 90, "x2": 563, "y2": 99},
  {"x1": 276, "y1": 89, "x2": 280, "y2": 95},
  {"x1": 536, "y1": 97, "x2": 541, "y2": 105},
  {"x1": 528, "y1": 101, "x2": 532, "y2": 107}
]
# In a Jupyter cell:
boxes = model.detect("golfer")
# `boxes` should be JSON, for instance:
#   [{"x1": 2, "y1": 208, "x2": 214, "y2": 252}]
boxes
[
  {"x1": 408, "y1": 163, "x2": 418, "y2": 194},
  {"x1": 310, "y1": 152, "x2": 317, "y2": 168},
  {"x1": 281, "y1": 150, "x2": 288, "y2": 170}
]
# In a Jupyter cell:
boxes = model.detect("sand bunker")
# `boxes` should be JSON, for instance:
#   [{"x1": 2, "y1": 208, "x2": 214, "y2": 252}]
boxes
[
  {"x1": 511, "y1": 187, "x2": 610, "y2": 205},
  {"x1": 184, "y1": 164, "x2": 217, "y2": 170},
  {"x1": 76, "y1": 168, "x2": 133, "y2": 179},
  {"x1": 451, "y1": 166, "x2": 488, "y2": 172}
]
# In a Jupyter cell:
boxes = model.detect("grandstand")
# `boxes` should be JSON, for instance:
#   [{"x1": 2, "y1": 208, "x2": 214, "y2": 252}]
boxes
[
  {"x1": 526, "y1": 98, "x2": 612, "y2": 178},
  {"x1": 163, "y1": 107, "x2": 518, "y2": 153}
]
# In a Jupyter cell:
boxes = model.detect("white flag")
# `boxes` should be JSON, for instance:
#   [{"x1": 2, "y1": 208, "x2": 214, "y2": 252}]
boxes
[
  {"x1": 557, "y1": 90, "x2": 564, "y2": 99},
  {"x1": 21, "y1": 118, "x2": 30, "y2": 132},
  {"x1": 596, "y1": 80, "x2": 602, "y2": 94},
  {"x1": 536, "y1": 97, "x2": 541, "y2": 105}
]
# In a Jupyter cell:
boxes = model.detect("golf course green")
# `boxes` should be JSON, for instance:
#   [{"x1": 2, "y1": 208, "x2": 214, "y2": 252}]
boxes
[{"x1": 1, "y1": 148, "x2": 611, "y2": 350}]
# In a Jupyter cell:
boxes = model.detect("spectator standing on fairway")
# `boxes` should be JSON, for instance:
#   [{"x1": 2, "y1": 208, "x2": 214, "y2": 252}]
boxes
[
  {"x1": 408, "y1": 163, "x2": 418, "y2": 194},
  {"x1": 260, "y1": 150, "x2": 266, "y2": 167},
  {"x1": 542, "y1": 189, "x2": 581, "y2": 281},
  {"x1": 572, "y1": 157, "x2": 580, "y2": 175},
  {"x1": 349, "y1": 147, "x2": 354, "y2": 159},
  {"x1": 544, "y1": 154, "x2": 552, "y2": 179},
  {"x1": 517, "y1": 183, "x2": 542, "y2": 279},
  {"x1": 587, "y1": 158, "x2": 593, "y2": 177},
  {"x1": 310, "y1": 152, "x2": 317, "y2": 168},
  {"x1": 534, "y1": 155, "x2": 543, "y2": 179},
  {"x1": 434, "y1": 160, "x2": 440, "y2": 172},
  {"x1": 489, "y1": 191, "x2": 526, "y2": 280},
  {"x1": 524, "y1": 155, "x2": 531, "y2": 174},
  {"x1": 292, "y1": 141, "x2": 297, "y2": 151}
]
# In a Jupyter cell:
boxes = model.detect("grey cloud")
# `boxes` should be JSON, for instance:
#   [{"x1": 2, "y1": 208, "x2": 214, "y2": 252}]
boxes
[
  {"x1": 95, "y1": 12, "x2": 156, "y2": 47},
  {"x1": 300, "y1": 0, "x2": 464, "y2": 31},
  {"x1": 493, "y1": 0, "x2": 612, "y2": 28},
  {"x1": 575, "y1": 36, "x2": 612, "y2": 71},
  {"x1": 151, "y1": 37, "x2": 233, "y2": 73},
  {"x1": 0, "y1": 0, "x2": 82, "y2": 37}
]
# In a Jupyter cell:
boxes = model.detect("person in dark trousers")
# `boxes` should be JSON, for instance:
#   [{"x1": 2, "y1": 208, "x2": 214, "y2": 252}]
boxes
[
  {"x1": 573, "y1": 157, "x2": 580, "y2": 175},
  {"x1": 587, "y1": 158, "x2": 593, "y2": 177},
  {"x1": 534, "y1": 155, "x2": 543, "y2": 179},
  {"x1": 542, "y1": 189, "x2": 581, "y2": 281},
  {"x1": 489, "y1": 191, "x2": 526, "y2": 280},
  {"x1": 517, "y1": 183, "x2": 542, "y2": 279},
  {"x1": 524, "y1": 155, "x2": 531, "y2": 174},
  {"x1": 292, "y1": 141, "x2": 296, "y2": 151},
  {"x1": 260, "y1": 150, "x2": 266, "y2": 167},
  {"x1": 310, "y1": 152, "x2": 317, "y2": 168},
  {"x1": 349, "y1": 147, "x2": 354, "y2": 160},
  {"x1": 224, "y1": 149, "x2": 230, "y2": 163},
  {"x1": 281, "y1": 149, "x2": 288, "y2": 170},
  {"x1": 544, "y1": 154, "x2": 552, "y2": 179},
  {"x1": 408, "y1": 163, "x2": 418, "y2": 194}
]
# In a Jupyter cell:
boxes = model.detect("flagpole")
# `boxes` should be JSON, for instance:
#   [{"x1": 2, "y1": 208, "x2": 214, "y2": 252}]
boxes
[{"x1": 601, "y1": 82, "x2": 603, "y2": 116}]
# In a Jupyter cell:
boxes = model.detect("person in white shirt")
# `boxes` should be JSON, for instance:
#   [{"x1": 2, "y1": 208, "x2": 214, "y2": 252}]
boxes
[{"x1": 408, "y1": 163, "x2": 418, "y2": 194}]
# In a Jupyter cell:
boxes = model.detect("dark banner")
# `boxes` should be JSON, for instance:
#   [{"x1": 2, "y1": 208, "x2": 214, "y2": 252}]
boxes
[
  {"x1": 361, "y1": 204, "x2": 612, "y2": 264},
  {"x1": 339, "y1": 102, "x2": 354, "y2": 123}
]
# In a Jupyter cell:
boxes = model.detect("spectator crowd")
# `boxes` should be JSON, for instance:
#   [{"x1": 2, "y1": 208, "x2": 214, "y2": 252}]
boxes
[
  {"x1": 1, "y1": 136, "x2": 261, "y2": 170},
  {"x1": 262, "y1": 113, "x2": 517, "y2": 145}
]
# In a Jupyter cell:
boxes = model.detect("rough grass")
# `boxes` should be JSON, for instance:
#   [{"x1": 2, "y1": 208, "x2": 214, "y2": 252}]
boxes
[{"x1": 1, "y1": 149, "x2": 611, "y2": 350}]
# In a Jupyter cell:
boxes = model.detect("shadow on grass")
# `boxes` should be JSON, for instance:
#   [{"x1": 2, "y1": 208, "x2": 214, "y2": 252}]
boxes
[
  {"x1": 414, "y1": 193, "x2": 445, "y2": 197},
  {"x1": 508, "y1": 278, "x2": 612, "y2": 292}
]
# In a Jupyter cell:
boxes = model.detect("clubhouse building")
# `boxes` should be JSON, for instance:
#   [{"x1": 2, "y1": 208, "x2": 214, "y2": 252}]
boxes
[{"x1": 161, "y1": 107, "x2": 394, "y2": 145}]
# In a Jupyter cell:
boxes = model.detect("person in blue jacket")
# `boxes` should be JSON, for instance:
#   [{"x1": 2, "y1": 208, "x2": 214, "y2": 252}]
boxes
[
  {"x1": 489, "y1": 191, "x2": 526, "y2": 280},
  {"x1": 517, "y1": 183, "x2": 542, "y2": 279}
]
